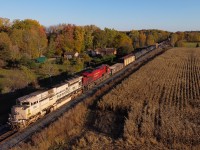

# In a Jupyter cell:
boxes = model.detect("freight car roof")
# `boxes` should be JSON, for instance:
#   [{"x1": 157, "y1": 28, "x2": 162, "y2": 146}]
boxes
[
  {"x1": 110, "y1": 63, "x2": 124, "y2": 69},
  {"x1": 67, "y1": 76, "x2": 82, "y2": 85},
  {"x1": 120, "y1": 53, "x2": 135, "y2": 60}
]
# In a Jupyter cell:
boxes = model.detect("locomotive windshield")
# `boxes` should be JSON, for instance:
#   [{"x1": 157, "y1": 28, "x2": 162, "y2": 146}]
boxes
[{"x1": 21, "y1": 102, "x2": 30, "y2": 106}]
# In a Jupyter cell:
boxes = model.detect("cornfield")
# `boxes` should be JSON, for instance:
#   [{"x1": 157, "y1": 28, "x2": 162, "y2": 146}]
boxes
[{"x1": 75, "y1": 48, "x2": 200, "y2": 149}]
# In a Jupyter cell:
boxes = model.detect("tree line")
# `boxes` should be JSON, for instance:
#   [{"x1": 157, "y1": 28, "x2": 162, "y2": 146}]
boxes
[
  {"x1": 170, "y1": 31, "x2": 200, "y2": 47},
  {"x1": 0, "y1": 17, "x2": 172, "y2": 67},
  {"x1": 0, "y1": 17, "x2": 199, "y2": 94}
]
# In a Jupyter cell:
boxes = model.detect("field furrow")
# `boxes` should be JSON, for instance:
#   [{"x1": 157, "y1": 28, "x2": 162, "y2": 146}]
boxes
[{"x1": 93, "y1": 48, "x2": 200, "y2": 149}]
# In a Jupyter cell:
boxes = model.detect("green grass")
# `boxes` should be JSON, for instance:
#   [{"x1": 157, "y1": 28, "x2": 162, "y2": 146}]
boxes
[
  {"x1": 183, "y1": 42, "x2": 199, "y2": 48},
  {"x1": 0, "y1": 69, "x2": 16, "y2": 85}
]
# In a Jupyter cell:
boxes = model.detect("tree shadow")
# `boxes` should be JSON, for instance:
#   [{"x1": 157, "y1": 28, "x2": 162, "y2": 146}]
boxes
[{"x1": 0, "y1": 71, "x2": 74, "y2": 124}]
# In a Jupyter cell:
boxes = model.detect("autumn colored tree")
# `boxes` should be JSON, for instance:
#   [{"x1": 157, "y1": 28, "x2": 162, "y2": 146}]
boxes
[
  {"x1": 74, "y1": 26, "x2": 85, "y2": 53},
  {"x1": 170, "y1": 33, "x2": 178, "y2": 47},
  {"x1": 175, "y1": 40, "x2": 185, "y2": 47},
  {"x1": 176, "y1": 32, "x2": 185, "y2": 41},
  {"x1": 11, "y1": 19, "x2": 47, "y2": 58},
  {"x1": 146, "y1": 34, "x2": 155, "y2": 46},
  {"x1": 139, "y1": 32, "x2": 146, "y2": 47},
  {"x1": 188, "y1": 32, "x2": 200, "y2": 42},
  {"x1": 62, "y1": 24, "x2": 76, "y2": 51},
  {"x1": 0, "y1": 17, "x2": 11, "y2": 32},
  {"x1": 114, "y1": 33, "x2": 133, "y2": 56},
  {"x1": 0, "y1": 32, "x2": 12, "y2": 61},
  {"x1": 35, "y1": 26, "x2": 48, "y2": 57}
]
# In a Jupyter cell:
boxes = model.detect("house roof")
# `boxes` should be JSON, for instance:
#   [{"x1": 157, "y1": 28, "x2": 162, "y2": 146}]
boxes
[
  {"x1": 36, "y1": 56, "x2": 47, "y2": 63},
  {"x1": 64, "y1": 51, "x2": 78, "y2": 55},
  {"x1": 95, "y1": 48, "x2": 116, "y2": 53}
]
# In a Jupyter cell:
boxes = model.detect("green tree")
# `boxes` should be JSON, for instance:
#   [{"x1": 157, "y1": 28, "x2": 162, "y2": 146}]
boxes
[
  {"x1": 117, "y1": 45, "x2": 133, "y2": 57},
  {"x1": 129, "y1": 30, "x2": 140, "y2": 49},
  {"x1": 39, "y1": 62, "x2": 59, "y2": 78},
  {"x1": 93, "y1": 29, "x2": 107, "y2": 48},
  {"x1": 20, "y1": 66, "x2": 37, "y2": 85},
  {"x1": 81, "y1": 53, "x2": 92, "y2": 63},
  {"x1": 104, "y1": 28, "x2": 118, "y2": 48},
  {"x1": 114, "y1": 33, "x2": 133, "y2": 48},
  {"x1": 84, "y1": 25, "x2": 96, "y2": 49},
  {"x1": 114, "y1": 33, "x2": 133, "y2": 56},
  {"x1": 46, "y1": 36, "x2": 56, "y2": 57}
]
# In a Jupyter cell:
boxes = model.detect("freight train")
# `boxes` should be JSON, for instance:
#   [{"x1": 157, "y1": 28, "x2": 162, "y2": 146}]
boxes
[{"x1": 8, "y1": 42, "x2": 167, "y2": 130}]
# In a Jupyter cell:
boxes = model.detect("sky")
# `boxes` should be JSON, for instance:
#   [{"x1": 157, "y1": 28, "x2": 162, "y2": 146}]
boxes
[{"x1": 0, "y1": 0, "x2": 200, "y2": 32}]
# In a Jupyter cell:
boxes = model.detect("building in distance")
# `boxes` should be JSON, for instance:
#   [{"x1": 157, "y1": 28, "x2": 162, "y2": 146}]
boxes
[
  {"x1": 88, "y1": 48, "x2": 117, "y2": 57},
  {"x1": 63, "y1": 52, "x2": 79, "y2": 60}
]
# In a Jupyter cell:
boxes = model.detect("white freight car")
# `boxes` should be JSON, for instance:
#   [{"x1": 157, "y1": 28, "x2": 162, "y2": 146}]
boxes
[{"x1": 110, "y1": 63, "x2": 124, "y2": 75}]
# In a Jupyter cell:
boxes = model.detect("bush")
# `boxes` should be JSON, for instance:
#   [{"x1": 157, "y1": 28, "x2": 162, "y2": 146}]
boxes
[
  {"x1": 175, "y1": 40, "x2": 185, "y2": 47},
  {"x1": 0, "y1": 59, "x2": 6, "y2": 68},
  {"x1": 117, "y1": 45, "x2": 134, "y2": 57}
]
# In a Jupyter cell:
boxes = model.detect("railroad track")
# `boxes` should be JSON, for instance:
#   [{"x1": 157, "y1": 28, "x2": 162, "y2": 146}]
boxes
[
  {"x1": 0, "y1": 125, "x2": 10, "y2": 139},
  {"x1": 0, "y1": 46, "x2": 170, "y2": 150},
  {"x1": 0, "y1": 130, "x2": 17, "y2": 144}
]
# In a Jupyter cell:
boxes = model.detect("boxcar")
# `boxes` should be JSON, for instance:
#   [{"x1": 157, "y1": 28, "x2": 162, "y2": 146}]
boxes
[
  {"x1": 120, "y1": 54, "x2": 136, "y2": 66},
  {"x1": 110, "y1": 63, "x2": 124, "y2": 75}
]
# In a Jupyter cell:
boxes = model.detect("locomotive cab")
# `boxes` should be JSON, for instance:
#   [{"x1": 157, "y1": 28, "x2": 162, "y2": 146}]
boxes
[{"x1": 8, "y1": 101, "x2": 30, "y2": 130}]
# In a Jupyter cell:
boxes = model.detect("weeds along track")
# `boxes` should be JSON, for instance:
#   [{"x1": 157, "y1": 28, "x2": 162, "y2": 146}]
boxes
[
  {"x1": 0, "y1": 47, "x2": 168, "y2": 150},
  {"x1": 89, "y1": 48, "x2": 200, "y2": 149}
]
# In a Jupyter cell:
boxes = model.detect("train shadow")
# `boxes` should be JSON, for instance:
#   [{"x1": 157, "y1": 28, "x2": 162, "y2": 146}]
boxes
[
  {"x1": 0, "y1": 71, "x2": 73, "y2": 124},
  {"x1": 0, "y1": 47, "x2": 169, "y2": 124}
]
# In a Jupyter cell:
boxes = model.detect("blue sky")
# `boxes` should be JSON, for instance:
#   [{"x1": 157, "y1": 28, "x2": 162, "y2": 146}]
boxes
[{"x1": 0, "y1": 0, "x2": 199, "y2": 32}]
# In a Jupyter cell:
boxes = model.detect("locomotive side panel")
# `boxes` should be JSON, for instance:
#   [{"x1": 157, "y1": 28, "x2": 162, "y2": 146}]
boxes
[
  {"x1": 82, "y1": 65, "x2": 109, "y2": 86},
  {"x1": 39, "y1": 98, "x2": 50, "y2": 111},
  {"x1": 68, "y1": 76, "x2": 83, "y2": 94},
  {"x1": 56, "y1": 83, "x2": 69, "y2": 100}
]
